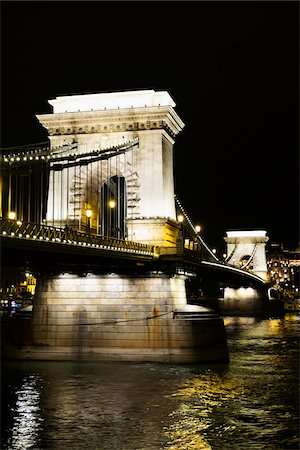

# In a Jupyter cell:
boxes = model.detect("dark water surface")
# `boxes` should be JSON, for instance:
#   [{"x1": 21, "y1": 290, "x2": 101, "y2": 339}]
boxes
[{"x1": 1, "y1": 314, "x2": 299, "y2": 449}]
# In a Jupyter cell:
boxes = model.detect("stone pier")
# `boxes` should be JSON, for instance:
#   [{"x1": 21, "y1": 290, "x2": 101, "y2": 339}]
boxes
[{"x1": 6, "y1": 272, "x2": 229, "y2": 363}]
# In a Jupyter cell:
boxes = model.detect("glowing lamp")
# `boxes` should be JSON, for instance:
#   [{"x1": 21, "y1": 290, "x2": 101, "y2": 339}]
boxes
[
  {"x1": 195, "y1": 225, "x2": 201, "y2": 233},
  {"x1": 8, "y1": 211, "x2": 16, "y2": 220},
  {"x1": 212, "y1": 248, "x2": 217, "y2": 254},
  {"x1": 109, "y1": 200, "x2": 116, "y2": 208},
  {"x1": 86, "y1": 209, "x2": 93, "y2": 218},
  {"x1": 177, "y1": 214, "x2": 184, "y2": 223}
]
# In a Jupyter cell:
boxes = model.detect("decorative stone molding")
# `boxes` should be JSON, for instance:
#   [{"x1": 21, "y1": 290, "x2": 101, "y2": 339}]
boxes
[{"x1": 36, "y1": 106, "x2": 184, "y2": 138}]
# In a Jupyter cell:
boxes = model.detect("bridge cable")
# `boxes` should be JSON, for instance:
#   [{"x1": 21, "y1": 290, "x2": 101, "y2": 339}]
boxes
[
  {"x1": 77, "y1": 310, "x2": 175, "y2": 326},
  {"x1": 174, "y1": 195, "x2": 219, "y2": 262},
  {"x1": 240, "y1": 244, "x2": 257, "y2": 270},
  {"x1": 225, "y1": 244, "x2": 237, "y2": 263}
]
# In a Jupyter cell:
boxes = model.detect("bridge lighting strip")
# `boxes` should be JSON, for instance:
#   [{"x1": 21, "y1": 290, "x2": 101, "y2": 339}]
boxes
[
  {"x1": 201, "y1": 260, "x2": 265, "y2": 284},
  {"x1": 174, "y1": 195, "x2": 219, "y2": 262},
  {"x1": 1, "y1": 230, "x2": 154, "y2": 256},
  {"x1": 1, "y1": 138, "x2": 139, "y2": 164}
]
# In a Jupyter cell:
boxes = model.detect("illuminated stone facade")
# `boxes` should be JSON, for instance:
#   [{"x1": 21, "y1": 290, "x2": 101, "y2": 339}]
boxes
[
  {"x1": 36, "y1": 90, "x2": 185, "y2": 248},
  {"x1": 24, "y1": 273, "x2": 229, "y2": 363},
  {"x1": 224, "y1": 230, "x2": 269, "y2": 281},
  {"x1": 1, "y1": 90, "x2": 231, "y2": 364}
]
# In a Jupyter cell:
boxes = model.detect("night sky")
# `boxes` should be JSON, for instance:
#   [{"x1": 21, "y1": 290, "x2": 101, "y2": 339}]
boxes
[{"x1": 1, "y1": 1, "x2": 299, "y2": 252}]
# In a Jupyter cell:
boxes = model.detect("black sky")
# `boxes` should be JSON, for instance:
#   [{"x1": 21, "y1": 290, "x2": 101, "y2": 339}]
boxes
[{"x1": 1, "y1": 1, "x2": 299, "y2": 251}]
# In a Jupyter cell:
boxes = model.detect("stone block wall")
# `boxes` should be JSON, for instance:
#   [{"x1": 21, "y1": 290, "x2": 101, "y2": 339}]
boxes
[{"x1": 26, "y1": 273, "x2": 229, "y2": 363}]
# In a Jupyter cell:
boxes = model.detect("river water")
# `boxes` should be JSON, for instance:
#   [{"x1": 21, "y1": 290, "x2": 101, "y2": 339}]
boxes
[{"x1": 1, "y1": 314, "x2": 299, "y2": 450}]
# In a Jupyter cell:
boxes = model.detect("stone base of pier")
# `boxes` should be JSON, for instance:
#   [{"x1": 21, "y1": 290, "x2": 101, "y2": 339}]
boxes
[
  {"x1": 219, "y1": 287, "x2": 284, "y2": 316},
  {"x1": 3, "y1": 273, "x2": 229, "y2": 364}
]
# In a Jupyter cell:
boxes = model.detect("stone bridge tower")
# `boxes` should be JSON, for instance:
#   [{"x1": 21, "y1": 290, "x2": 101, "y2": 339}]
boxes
[
  {"x1": 224, "y1": 230, "x2": 269, "y2": 281},
  {"x1": 36, "y1": 90, "x2": 185, "y2": 249}
]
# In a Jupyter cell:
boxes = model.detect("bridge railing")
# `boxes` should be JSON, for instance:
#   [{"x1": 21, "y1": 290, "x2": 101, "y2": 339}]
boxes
[{"x1": 0, "y1": 218, "x2": 155, "y2": 256}]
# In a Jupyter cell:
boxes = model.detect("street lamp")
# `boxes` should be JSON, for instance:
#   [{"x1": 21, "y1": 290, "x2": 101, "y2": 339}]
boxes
[
  {"x1": 195, "y1": 225, "x2": 201, "y2": 233},
  {"x1": 8, "y1": 211, "x2": 16, "y2": 220},
  {"x1": 109, "y1": 200, "x2": 116, "y2": 209},
  {"x1": 86, "y1": 209, "x2": 92, "y2": 229},
  {"x1": 177, "y1": 214, "x2": 184, "y2": 223}
]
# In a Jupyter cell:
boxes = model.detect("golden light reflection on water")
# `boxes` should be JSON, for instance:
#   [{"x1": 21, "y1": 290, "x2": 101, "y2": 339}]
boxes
[
  {"x1": 223, "y1": 317, "x2": 256, "y2": 327},
  {"x1": 247, "y1": 314, "x2": 300, "y2": 339},
  {"x1": 163, "y1": 373, "x2": 248, "y2": 450},
  {"x1": 267, "y1": 314, "x2": 300, "y2": 337},
  {"x1": 8, "y1": 374, "x2": 43, "y2": 449},
  {"x1": 267, "y1": 318, "x2": 282, "y2": 335}
]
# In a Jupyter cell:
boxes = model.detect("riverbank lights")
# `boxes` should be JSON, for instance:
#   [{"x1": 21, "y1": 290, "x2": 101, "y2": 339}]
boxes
[
  {"x1": 109, "y1": 200, "x2": 116, "y2": 209},
  {"x1": 177, "y1": 214, "x2": 184, "y2": 223},
  {"x1": 195, "y1": 225, "x2": 201, "y2": 233},
  {"x1": 86, "y1": 209, "x2": 93, "y2": 218},
  {"x1": 8, "y1": 211, "x2": 16, "y2": 220}
]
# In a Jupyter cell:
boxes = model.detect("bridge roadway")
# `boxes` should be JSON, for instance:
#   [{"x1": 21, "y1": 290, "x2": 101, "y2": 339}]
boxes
[{"x1": 1, "y1": 218, "x2": 265, "y2": 288}]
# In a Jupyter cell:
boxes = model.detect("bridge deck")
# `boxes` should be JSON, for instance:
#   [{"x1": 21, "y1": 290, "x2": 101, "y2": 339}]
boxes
[{"x1": 1, "y1": 218, "x2": 265, "y2": 287}]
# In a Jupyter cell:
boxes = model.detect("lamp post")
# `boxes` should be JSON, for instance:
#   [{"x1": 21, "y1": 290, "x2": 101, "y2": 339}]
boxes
[
  {"x1": 86, "y1": 209, "x2": 92, "y2": 230},
  {"x1": 177, "y1": 214, "x2": 185, "y2": 252},
  {"x1": 108, "y1": 200, "x2": 115, "y2": 237},
  {"x1": 8, "y1": 211, "x2": 16, "y2": 220}
]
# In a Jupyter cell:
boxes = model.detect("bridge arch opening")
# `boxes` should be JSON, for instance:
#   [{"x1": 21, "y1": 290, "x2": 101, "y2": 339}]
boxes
[
  {"x1": 100, "y1": 175, "x2": 126, "y2": 239},
  {"x1": 240, "y1": 255, "x2": 253, "y2": 270}
]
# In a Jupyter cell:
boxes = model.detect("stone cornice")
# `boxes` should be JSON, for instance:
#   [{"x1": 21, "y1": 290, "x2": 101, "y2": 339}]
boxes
[
  {"x1": 36, "y1": 105, "x2": 185, "y2": 138},
  {"x1": 225, "y1": 236, "x2": 269, "y2": 244}
]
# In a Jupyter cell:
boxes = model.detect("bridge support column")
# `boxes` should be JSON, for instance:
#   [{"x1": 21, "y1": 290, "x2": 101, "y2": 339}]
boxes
[
  {"x1": 221, "y1": 287, "x2": 267, "y2": 315},
  {"x1": 6, "y1": 272, "x2": 229, "y2": 363},
  {"x1": 37, "y1": 90, "x2": 185, "y2": 248},
  {"x1": 126, "y1": 217, "x2": 181, "y2": 253},
  {"x1": 225, "y1": 230, "x2": 269, "y2": 281},
  {"x1": 219, "y1": 286, "x2": 284, "y2": 316}
]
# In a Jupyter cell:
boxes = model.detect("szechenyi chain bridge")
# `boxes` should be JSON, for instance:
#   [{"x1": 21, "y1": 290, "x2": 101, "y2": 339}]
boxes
[{"x1": 0, "y1": 89, "x2": 282, "y2": 363}]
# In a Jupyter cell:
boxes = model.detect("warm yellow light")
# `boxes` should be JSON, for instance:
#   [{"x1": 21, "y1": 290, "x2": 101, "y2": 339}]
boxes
[
  {"x1": 177, "y1": 214, "x2": 184, "y2": 223},
  {"x1": 86, "y1": 209, "x2": 93, "y2": 218},
  {"x1": 16, "y1": 220, "x2": 22, "y2": 226},
  {"x1": 109, "y1": 200, "x2": 116, "y2": 208},
  {"x1": 195, "y1": 225, "x2": 201, "y2": 233},
  {"x1": 212, "y1": 248, "x2": 217, "y2": 254},
  {"x1": 8, "y1": 211, "x2": 16, "y2": 220},
  {"x1": 223, "y1": 253, "x2": 227, "y2": 259}
]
